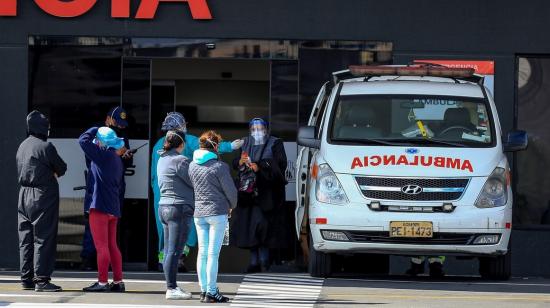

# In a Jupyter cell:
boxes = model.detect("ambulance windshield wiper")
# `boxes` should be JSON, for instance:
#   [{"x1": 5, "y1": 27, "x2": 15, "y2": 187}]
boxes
[
  {"x1": 388, "y1": 138, "x2": 466, "y2": 147},
  {"x1": 332, "y1": 138, "x2": 403, "y2": 146}
]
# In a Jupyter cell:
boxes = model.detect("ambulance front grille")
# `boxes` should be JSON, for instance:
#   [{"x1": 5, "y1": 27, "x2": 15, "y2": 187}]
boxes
[
  {"x1": 355, "y1": 177, "x2": 469, "y2": 201},
  {"x1": 344, "y1": 231, "x2": 475, "y2": 245}
]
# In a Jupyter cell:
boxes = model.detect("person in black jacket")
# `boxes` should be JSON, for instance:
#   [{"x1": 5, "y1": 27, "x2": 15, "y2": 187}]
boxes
[
  {"x1": 230, "y1": 118, "x2": 288, "y2": 273},
  {"x1": 16, "y1": 110, "x2": 67, "y2": 292}
]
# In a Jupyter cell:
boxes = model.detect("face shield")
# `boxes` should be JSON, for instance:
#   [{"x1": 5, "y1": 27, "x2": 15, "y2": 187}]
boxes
[{"x1": 249, "y1": 118, "x2": 268, "y2": 145}]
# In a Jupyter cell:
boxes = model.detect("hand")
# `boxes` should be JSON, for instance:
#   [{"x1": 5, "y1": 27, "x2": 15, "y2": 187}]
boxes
[
  {"x1": 231, "y1": 139, "x2": 244, "y2": 150},
  {"x1": 239, "y1": 157, "x2": 248, "y2": 166},
  {"x1": 249, "y1": 163, "x2": 259, "y2": 172},
  {"x1": 122, "y1": 150, "x2": 134, "y2": 159},
  {"x1": 228, "y1": 208, "x2": 233, "y2": 218},
  {"x1": 54, "y1": 173, "x2": 58, "y2": 178}
]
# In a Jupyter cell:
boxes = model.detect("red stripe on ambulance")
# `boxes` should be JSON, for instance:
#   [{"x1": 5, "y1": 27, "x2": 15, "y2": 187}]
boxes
[{"x1": 351, "y1": 155, "x2": 474, "y2": 173}]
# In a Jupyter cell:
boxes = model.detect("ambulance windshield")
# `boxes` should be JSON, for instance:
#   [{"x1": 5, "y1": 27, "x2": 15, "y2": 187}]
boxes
[{"x1": 330, "y1": 95, "x2": 494, "y2": 147}]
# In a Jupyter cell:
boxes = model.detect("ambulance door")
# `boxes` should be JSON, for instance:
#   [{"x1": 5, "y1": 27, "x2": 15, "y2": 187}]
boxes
[{"x1": 295, "y1": 81, "x2": 330, "y2": 239}]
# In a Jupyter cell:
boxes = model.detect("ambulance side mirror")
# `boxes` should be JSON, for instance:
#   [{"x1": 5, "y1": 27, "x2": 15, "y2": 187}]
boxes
[
  {"x1": 503, "y1": 130, "x2": 528, "y2": 152},
  {"x1": 298, "y1": 126, "x2": 321, "y2": 149}
]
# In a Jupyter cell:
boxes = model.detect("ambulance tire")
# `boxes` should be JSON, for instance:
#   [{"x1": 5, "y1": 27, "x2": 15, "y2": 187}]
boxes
[
  {"x1": 478, "y1": 252, "x2": 511, "y2": 280},
  {"x1": 308, "y1": 234, "x2": 332, "y2": 278}
]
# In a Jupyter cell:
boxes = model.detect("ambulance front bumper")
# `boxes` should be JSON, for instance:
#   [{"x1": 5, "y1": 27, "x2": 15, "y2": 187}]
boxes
[{"x1": 309, "y1": 200, "x2": 512, "y2": 257}]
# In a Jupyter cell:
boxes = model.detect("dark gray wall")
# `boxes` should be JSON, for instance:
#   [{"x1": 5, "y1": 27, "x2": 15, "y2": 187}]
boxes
[{"x1": 1, "y1": 0, "x2": 549, "y2": 272}]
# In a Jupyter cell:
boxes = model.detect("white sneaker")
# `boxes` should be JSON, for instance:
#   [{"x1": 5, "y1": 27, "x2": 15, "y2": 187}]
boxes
[{"x1": 166, "y1": 287, "x2": 192, "y2": 300}]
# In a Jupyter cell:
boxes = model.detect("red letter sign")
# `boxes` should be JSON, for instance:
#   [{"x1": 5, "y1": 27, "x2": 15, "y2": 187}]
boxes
[
  {"x1": 136, "y1": 0, "x2": 212, "y2": 19},
  {"x1": 0, "y1": 0, "x2": 17, "y2": 16},
  {"x1": 34, "y1": 0, "x2": 97, "y2": 18},
  {"x1": 112, "y1": 0, "x2": 130, "y2": 18}
]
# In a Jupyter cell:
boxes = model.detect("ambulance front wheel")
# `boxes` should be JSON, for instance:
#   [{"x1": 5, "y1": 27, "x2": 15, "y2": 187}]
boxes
[
  {"x1": 308, "y1": 235, "x2": 332, "y2": 278},
  {"x1": 478, "y1": 252, "x2": 511, "y2": 280}
]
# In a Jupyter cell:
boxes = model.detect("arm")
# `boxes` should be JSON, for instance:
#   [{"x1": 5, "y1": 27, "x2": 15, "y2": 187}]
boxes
[
  {"x1": 79, "y1": 127, "x2": 106, "y2": 164},
  {"x1": 122, "y1": 137, "x2": 133, "y2": 169},
  {"x1": 218, "y1": 140, "x2": 233, "y2": 154},
  {"x1": 46, "y1": 143, "x2": 67, "y2": 177},
  {"x1": 219, "y1": 163, "x2": 238, "y2": 209},
  {"x1": 176, "y1": 158, "x2": 194, "y2": 188},
  {"x1": 273, "y1": 139, "x2": 288, "y2": 177}
]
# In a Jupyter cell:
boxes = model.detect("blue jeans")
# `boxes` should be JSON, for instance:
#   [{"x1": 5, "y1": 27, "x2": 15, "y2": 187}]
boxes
[
  {"x1": 194, "y1": 215, "x2": 227, "y2": 294},
  {"x1": 159, "y1": 204, "x2": 192, "y2": 289}
]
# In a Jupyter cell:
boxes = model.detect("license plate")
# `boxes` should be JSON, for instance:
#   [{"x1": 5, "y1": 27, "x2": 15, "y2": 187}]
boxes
[{"x1": 390, "y1": 221, "x2": 433, "y2": 238}]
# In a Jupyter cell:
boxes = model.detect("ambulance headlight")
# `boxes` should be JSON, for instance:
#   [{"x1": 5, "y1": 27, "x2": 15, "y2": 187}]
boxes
[
  {"x1": 475, "y1": 167, "x2": 508, "y2": 208},
  {"x1": 316, "y1": 164, "x2": 349, "y2": 205}
]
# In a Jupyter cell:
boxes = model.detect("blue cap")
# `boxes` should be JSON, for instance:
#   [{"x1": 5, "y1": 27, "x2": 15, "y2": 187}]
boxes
[
  {"x1": 108, "y1": 106, "x2": 129, "y2": 128},
  {"x1": 162, "y1": 112, "x2": 187, "y2": 132},
  {"x1": 96, "y1": 127, "x2": 125, "y2": 150}
]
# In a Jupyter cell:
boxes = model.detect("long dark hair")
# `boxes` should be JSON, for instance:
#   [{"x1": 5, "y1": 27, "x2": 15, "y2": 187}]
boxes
[{"x1": 163, "y1": 130, "x2": 185, "y2": 151}]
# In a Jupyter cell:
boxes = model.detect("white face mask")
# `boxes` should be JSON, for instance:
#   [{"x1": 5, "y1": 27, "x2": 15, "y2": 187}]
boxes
[{"x1": 251, "y1": 128, "x2": 267, "y2": 145}]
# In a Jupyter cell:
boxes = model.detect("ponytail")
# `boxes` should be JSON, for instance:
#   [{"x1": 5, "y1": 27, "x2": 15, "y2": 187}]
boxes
[{"x1": 163, "y1": 130, "x2": 185, "y2": 151}]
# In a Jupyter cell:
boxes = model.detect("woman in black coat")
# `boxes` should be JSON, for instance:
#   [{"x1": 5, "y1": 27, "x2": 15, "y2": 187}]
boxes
[{"x1": 230, "y1": 118, "x2": 288, "y2": 273}]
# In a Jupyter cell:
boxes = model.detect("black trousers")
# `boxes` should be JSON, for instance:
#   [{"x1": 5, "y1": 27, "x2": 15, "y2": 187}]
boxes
[{"x1": 18, "y1": 187, "x2": 59, "y2": 283}]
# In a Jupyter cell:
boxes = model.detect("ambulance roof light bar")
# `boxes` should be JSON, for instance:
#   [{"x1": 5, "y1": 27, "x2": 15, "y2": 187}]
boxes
[{"x1": 332, "y1": 64, "x2": 483, "y2": 85}]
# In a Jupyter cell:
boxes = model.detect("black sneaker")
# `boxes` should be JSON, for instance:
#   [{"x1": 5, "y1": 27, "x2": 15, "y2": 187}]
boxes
[
  {"x1": 83, "y1": 282, "x2": 110, "y2": 292},
  {"x1": 21, "y1": 280, "x2": 35, "y2": 290},
  {"x1": 109, "y1": 282, "x2": 126, "y2": 293},
  {"x1": 200, "y1": 292, "x2": 207, "y2": 302},
  {"x1": 429, "y1": 262, "x2": 445, "y2": 278},
  {"x1": 405, "y1": 262, "x2": 425, "y2": 276},
  {"x1": 35, "y1": 282, "x2": 62, "y2": 292},
  {"x1": 205, "y1": 291, "x2": 229, "y2": 303}
]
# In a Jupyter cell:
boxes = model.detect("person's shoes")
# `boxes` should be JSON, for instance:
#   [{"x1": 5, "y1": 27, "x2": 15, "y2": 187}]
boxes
[
  {"x1": 205, "y1": 291, "x2": 230, "y2": 303},
  {"x1": 21, "y1": 280, "x2": 35, "y2": 290},
  {"x1": 405, "y1": 262, "x2": 425, "y2": 276},
  {"x1": 246, "y1": 264, "x2": 261, "y2": 273},
  {"x1": 109, "y1": 282, "x2": 126, "y2": 293},
  {"x1": 83, "y1": 282, "x2": 110, "y2": 292},
  {"x1": 35, "y1": 282, "x2": 62, "y2": 292},
  {"x1": 200, "y1": 292, "x2": 207, "y2": 302},
  {"x1": 165, "y1": 287, "x2": 192, "y2": 300},
  {"x1": 429, "y1": 262, "x2": 445, "y2": 278}
]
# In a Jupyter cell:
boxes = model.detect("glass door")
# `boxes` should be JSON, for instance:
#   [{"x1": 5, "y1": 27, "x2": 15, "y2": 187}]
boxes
[{"x1": 119, "y1": 58, "x2": 152, "y2": 268}]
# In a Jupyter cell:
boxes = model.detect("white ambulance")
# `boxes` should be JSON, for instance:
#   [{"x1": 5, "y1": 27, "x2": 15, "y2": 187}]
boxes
[{"x1": 295, "y1": 65, "x2": 528, "y2": 279}]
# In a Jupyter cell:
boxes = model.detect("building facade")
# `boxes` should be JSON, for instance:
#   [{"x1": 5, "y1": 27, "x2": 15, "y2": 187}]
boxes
[{"x1": 1, "y1": 0, "x2": 550, "y2": 276}]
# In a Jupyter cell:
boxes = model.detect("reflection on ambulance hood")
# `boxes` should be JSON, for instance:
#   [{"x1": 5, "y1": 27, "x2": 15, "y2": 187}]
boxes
[{"x1": 322, "y1": 145, "x2": 502, "y2": 177}]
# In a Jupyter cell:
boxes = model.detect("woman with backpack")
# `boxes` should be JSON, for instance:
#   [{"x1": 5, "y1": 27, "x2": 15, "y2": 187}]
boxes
[{"x1": 230, "y1": 118, "x2": 288, "y2": 273}]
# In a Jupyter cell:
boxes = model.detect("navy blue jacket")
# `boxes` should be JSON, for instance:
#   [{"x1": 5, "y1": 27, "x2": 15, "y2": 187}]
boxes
[
  {"x1": 83, "y1": 125, "x2": 130, "y2": 213},
  {"x1": 79, "y1": 127, "x2": 124, "y2": 217}
]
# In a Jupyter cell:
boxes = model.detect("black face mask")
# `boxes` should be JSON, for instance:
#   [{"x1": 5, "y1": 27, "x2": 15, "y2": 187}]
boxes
[{"x1": 109, "y1": 125, "x2": 124, "y2": 135}]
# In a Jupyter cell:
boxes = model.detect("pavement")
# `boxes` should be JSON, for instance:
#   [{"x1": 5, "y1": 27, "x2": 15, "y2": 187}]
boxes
[{"x1": 0, "y1": 271, "x2": 549, "y2": 307}]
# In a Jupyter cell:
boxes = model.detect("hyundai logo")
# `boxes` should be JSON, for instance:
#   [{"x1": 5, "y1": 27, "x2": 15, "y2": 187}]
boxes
[
  {"x1": 401, "y1": 185, "x2": 423, "y2": 195},
  {"x1": 406, "y1": 148, "x2": 419, "y2": 154}
]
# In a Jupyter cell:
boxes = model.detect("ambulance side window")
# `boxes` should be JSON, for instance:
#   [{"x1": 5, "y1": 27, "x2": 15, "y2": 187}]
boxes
[{"x1": 315, "y1": 92, "x2": 330, "y2": 139}]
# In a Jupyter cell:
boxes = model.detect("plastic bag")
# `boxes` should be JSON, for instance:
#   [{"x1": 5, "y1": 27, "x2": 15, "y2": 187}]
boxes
[{"x1": 222, "y1": 222, "x2": 230, "y2": 246}]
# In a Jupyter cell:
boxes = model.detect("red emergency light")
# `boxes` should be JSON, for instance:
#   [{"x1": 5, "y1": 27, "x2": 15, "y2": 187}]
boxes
[{"x1": 348, "y1": 65, "x2": 475, "y2": 78}]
